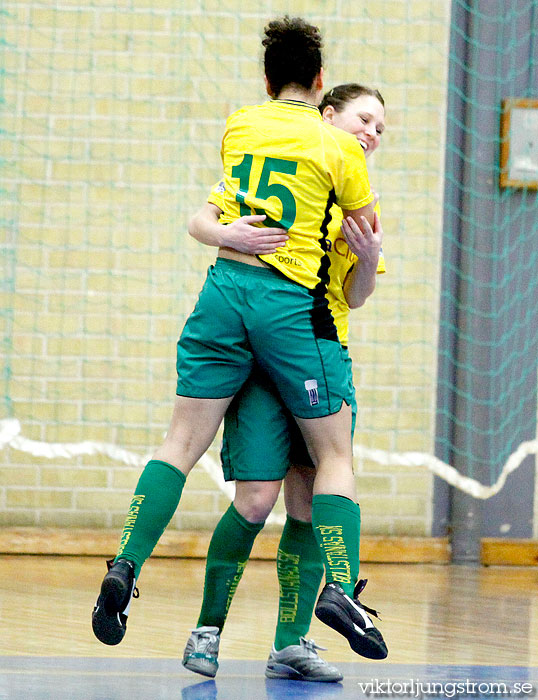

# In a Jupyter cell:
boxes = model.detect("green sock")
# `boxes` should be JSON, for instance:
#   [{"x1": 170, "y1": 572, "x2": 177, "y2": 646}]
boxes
[
  {"x1": 311, "y1": 494, "x2": 361, "y2": 598},
  {"x1": 197, "y1": 503, "x2": 264, "y2": 631},
  {"x1": 274, "y1": 515, "x2": 324, "y2": 651},
  {"x1": 114, "y1": 459, "x2": 186, "y2": 578}
]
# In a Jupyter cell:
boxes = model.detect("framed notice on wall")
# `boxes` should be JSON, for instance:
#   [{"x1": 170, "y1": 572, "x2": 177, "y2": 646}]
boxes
[{"x1": 500, "y1": 98, "x2": 538, "y2": 189}]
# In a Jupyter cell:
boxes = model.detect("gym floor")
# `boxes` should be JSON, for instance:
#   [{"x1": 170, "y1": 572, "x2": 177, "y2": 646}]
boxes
[{"x1": 1, "y1": 556, "x2": 537, "y2": 699}]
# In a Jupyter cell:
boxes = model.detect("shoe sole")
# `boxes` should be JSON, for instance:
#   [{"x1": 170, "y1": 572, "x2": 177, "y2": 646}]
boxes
[
  {"x1": 92, "y1": 573, "x2": 129, "y2": 646},
  {"x1": 182, "y1": 658, "x2": 218, "y2": 678},
  {"x1": 265, "y1": 664, "x2": 342, "y2": 682},
  {"x1": 315, "y1": 597, "x2": 388, "y2": 660}
]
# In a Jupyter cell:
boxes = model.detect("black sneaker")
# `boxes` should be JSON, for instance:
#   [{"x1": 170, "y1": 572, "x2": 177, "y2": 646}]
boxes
[
  {"x1": 315, "y1": 579, "x2": 387, "y2": 659},
  {"x1": 92, "y1": 558, "x2": 139, "y2": 646}
]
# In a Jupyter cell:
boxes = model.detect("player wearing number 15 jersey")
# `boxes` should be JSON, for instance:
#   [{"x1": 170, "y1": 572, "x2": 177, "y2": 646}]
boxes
[
  {"x1": 181, "y1": 83, "x2": 388, "y2": 679},
  {"x1": 218, "y1": 98, "x2": 374, "y2": 290}
]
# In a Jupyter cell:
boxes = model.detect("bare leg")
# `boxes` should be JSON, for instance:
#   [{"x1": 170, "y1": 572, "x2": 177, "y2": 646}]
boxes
[
  {"x1": 294, "y1": 402, "x2": 355, "y2": 500},
  {"x1": 234, "y1": 479, "x2": 282, "y2": 522},
  {"x1": 153, "y1": 394, "x2": 234, "y2": 475},
  {"x1": 283, "y1": 464, "x2": 315, "y2": 522},
  {"x1": 112, "y1": 395, "x2": 234, "y2": 572}
]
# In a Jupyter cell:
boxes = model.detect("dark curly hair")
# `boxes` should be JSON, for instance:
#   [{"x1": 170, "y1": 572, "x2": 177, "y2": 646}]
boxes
[
  {"x1": 318, "y1": 83, "x2": 385, "y2": 115},
  {"x1": 262, "y1": 16, "x2": 323, "y2": 98}
]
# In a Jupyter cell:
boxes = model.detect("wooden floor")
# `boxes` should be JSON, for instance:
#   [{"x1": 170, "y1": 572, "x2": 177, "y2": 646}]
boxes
[{"x1": 1, "y1": 555, "x2": 537, "y2": 698}]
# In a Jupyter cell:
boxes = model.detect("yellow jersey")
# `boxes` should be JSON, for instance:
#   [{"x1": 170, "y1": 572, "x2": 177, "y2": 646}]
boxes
[
  {"x1": 208, "y1": 183, "x2": 385, "y2": 345},
  {"x1": 325, "y1": 202, "x2": 385, "y2": 344},
  {"x1": 218, "y1": 99, "x2": 374, "y2": 290}
]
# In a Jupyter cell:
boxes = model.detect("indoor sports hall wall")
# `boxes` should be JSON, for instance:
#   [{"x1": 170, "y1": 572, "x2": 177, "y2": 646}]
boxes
[{"x1": 1, "y1": 1, "x2": 536, "y2": 541}]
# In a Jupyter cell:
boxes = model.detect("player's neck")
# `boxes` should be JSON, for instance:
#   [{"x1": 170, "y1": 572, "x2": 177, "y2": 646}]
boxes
[{"x1": 276, "y1": 85, "x2": 319, "y2": 106}]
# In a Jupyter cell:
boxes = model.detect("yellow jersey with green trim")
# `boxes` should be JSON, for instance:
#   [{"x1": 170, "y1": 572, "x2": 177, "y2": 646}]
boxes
[
  {"x1": 325, "y1": 201, "x2": 385, "y2": 345},
  {"x1": 208, "y1": 183, "x2": 386, "y2": 345},
  {"x1": 218, "y1": 99, "x2": 374, "y2": 290}
]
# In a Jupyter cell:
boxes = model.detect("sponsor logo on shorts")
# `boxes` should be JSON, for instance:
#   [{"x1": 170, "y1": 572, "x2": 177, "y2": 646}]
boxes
[{"x1": 304, "y1": 379, "x2": 319, "y2": 406}]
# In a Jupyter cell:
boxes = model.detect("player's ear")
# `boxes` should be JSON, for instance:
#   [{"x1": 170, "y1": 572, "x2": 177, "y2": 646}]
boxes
[
  {"x1": 322, "y1": 105, "x2": 336, "y2": 124},
  {"x1": 316, "y1": 67, "x2": 324, "y2": 91},
  {"x1": 264, "y1": 75, "x2": 275, "y2": 98},
  {"x1": 313, "y1": 68, "x2": 324, "y2": 103}
]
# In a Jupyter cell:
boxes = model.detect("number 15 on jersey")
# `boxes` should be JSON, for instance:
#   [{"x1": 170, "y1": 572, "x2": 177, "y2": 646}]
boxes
[{"x1": 232, "y1": 154, "x2": 298, "y2": 230}]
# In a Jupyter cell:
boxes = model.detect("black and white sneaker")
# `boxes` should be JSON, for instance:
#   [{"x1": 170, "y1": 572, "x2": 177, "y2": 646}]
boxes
[
  {"x1": 92, "y1": 558, "x2": 139, "y2": 646},
  {"x1": 315, "y1": 579, "x2": 387, "y2": 659}
]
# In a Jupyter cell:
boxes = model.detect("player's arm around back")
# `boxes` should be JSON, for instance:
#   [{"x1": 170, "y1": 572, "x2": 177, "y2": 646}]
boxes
[
  {"x1": 342, "y1": 211, "x2": 383, "y2": 309},
  {"x1": 341, "y1": 201, "x2": 375, "y2": 230},
  {"x1": 188, "y1": 202, "x2": 228, "y2": 247},
  {"x1": 188, "y1": 202, "x2": 288, "y2": 255}
]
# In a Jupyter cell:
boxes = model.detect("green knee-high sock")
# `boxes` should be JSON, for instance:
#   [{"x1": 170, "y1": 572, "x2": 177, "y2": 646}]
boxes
[
  {"x1": 274, "y1": 515, "x2": 324, "y2": 651},
  {"x1": 114, "y1": 459, "x2": 186, "y2": 578},
  {"x1": 197, "y1": 503, "x2": 264, "y2": 631},
  {"x1": 311, "y1": 494, "x2": 361, "y2": 598}
]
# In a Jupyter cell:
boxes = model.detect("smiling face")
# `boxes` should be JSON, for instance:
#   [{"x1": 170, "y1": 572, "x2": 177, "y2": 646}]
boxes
[{"x1": 323, "y1": 93, "x2": 385, "y2": 158}]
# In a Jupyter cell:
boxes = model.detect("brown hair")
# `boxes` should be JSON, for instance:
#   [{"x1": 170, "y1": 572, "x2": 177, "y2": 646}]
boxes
[{"x1": 318, "y1": 83, "x2": 385, "y2": 115}]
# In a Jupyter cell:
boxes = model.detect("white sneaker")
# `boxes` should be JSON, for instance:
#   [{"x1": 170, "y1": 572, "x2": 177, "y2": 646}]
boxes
[
  {"x1": 182, "y1": 626, "x2": 220, "y2": 678},
  {"x1": 265, "y1": 637, "x2": 343, "y2": 682}
]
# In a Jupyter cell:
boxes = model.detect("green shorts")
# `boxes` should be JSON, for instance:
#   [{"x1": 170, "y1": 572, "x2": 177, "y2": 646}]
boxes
[
  {"x1": 176, "y1": 257, "x2": 354, "y2": 419},
  {"x1": 221, "y1": 360, "x2": 357, "y2": 481}
]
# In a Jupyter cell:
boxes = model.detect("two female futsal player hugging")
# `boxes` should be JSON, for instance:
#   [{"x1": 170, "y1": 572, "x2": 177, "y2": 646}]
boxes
[{"x1": 92, "y1": 16, "x2": 388, "y2": 681}]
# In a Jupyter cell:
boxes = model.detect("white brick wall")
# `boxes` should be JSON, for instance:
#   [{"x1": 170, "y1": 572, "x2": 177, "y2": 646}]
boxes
[{"x1": 1, "y1": 0, "x2": 451, "y2": 535}]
